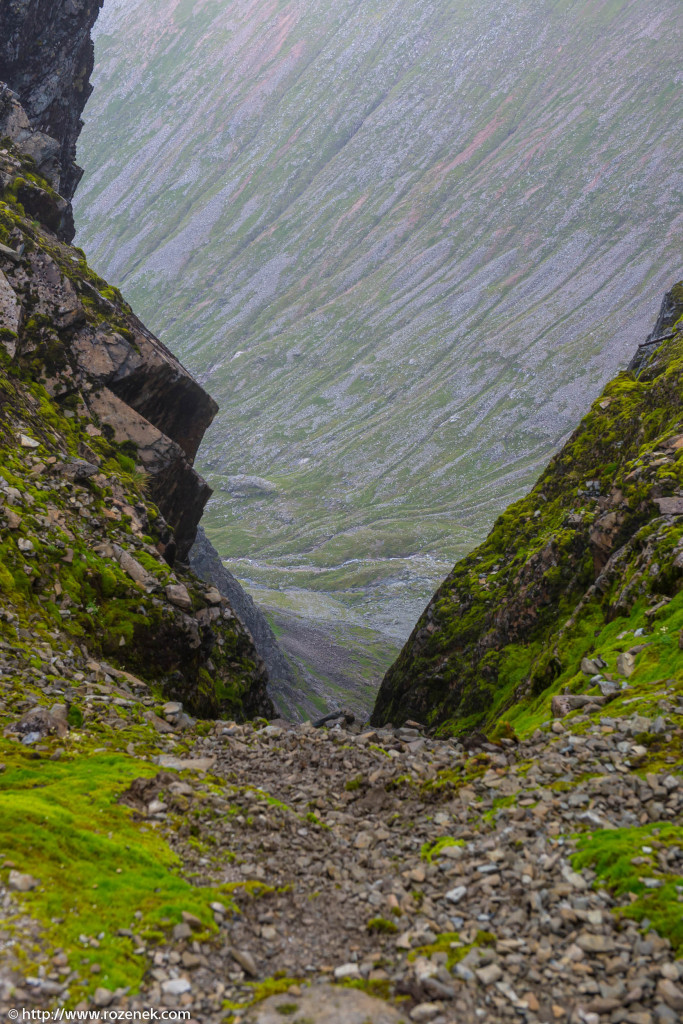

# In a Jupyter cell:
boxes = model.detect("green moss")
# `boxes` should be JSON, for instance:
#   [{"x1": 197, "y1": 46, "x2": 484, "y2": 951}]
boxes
[
  {"x1": 0, "y1": 743, "x2": 233, "y2": 1002},
  {"x1": 222, "y1": 976, "x2": 303, "y2": 1013},
  {"x1": 420, "y1": 836, "x2": 464, "y2": 863},
  {"x1": 409, "y1": 929, "x2": 495, "y2": 969},
  {"x1": 345, "y1": 775, "x2": 364, "y2": 791},
  {"x1": 366, "y1": 916, "x2": 398, "y2": 934},
  {"x1": 334, "y1": 978, "x2": 393, "y2": 1001},
  {"x1": 572, "y1": 824, "x2": 683, "y2": 951}
]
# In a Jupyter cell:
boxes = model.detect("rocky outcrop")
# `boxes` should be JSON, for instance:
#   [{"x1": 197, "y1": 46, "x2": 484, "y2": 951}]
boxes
[
  {"x1": 0, "y1": 85, "x2": 275, "y2": 719},
  {"x1": 0, "y1": 0, "x2": 103, "y2": 201},
  {"x1": 0, "y1": 145, "x2": 217, "y2": 561},
  {"x1": 629, "y1": 282, "x2": 683, "y2": 375},
  {"x1": 372, "y1": 284, "x2": 683, "y2": 733},
  {"x1": 190, "y1": 526, "x2": 300, "y2": 716}
]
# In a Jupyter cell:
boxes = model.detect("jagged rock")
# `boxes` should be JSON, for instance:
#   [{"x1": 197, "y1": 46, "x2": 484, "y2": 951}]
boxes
[
  {"x1": 0, "y1": 85, "x2": 61, "y2": 189},
  {"x1": 630, "y1": 282, "x2": 683, "y2": 374},
  {"x1": 313, "y1": 709, "x2": 355, "y2": 728},
  {"x1": 0, "y1": 269, "x2": 20, "y2": 355},
  {"x1": 165, "y1": 584, "x2": 192, "y2": 610},
  {"x1": 655, "y1": 496, "x2": 683, "y2": 516},
  {"x1": 71, "y1": 319, "x2": 218, "y2": 463},
  {"x1": 58, "y1": 458, "x2": 99, "y2": 482},
  {"x1": 0, "y1": 0, "x2": 105, "y2": 201},
  {"x1": 617, "y1": 652, "x2": 636, "y2": 677},
  {"x1": 372, "y1": 284, "x2": 683, "y2": 732},
  {"x1": 88, "y1": 388, "x2": 210, "y2": 560},
  {"x1": 10, "y1": 704, "x2": 68, "y2": 742}
]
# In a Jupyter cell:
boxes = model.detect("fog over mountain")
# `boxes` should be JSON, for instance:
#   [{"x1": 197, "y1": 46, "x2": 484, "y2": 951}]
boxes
[{"x1": 75, "y1": 0, "x2": 683, "y2": 712}]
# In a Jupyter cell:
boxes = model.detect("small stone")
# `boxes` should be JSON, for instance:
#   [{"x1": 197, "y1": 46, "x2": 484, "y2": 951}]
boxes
[
  {"x1": 19, "y1": 434, "x2": 40, "y2": 449},
  {"x1": 204, "y1": 587, "x2": 223, "y2": 605},
  {"x1": 410, "y1": 1004, "x2": 441, "y2": 1022},
  {"x1": 93, "y1": 988, "x2": 115, "y2": 1007},
  {"x1": 576, "y1": 933, "x2": 613, "y2": 954},
  {"x1": 116, "y1": 549, "x2": 148, "y2": 585},
  {"x1": 8, "y1": 870, "x2": 39, "y2": 892},
  {"x1": 161, "y1": 978, "x2": 191, "y2": 996},
  {"x1": 476, "y1": 963, "x2": 503, "y2": 985},
  {"x1": 617, "y1": 652, "x2": 636, "y2": 677},
  {"x1": 231, "y1": 948, "x2": 258, "y2": 977},
  {"x1": 165, "y1": 583, "x2": 193, "y2": 610},
  {"x1": 657, "y1": 978, "x2": 683, "y2": 1010},
  {"x1": 445, "y1": 885, "x2": 467, "y2": 904},
  {"x1": 334, "y1": 963, "x2": 361, "y2": 981},
  {"x1": 181, "y1": 911, "x2": 203, "y2": 931}
]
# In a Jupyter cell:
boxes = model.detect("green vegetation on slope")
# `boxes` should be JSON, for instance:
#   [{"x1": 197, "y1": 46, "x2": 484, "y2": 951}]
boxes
[
  {"x1": 373, "y1": 288, "x2": 683, "y2": 733},
  {"x1": 0, "y1": 742, "x2": 225, "y2": 998},
  {"x1": 573, "y1": 824, "x2": 683, "y2": 952}
]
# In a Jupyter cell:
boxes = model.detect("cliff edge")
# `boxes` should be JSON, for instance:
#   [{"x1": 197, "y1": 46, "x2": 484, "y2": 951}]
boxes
[
  {"x1": 0, "y1": 0, "x2": 275, "y2": 721},
  {"x1": 0, "y1": 0, "x2": 104, "y2": 204}
]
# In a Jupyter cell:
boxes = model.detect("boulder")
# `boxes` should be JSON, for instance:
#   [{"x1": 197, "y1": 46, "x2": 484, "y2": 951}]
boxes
[
  {"x1": 244, "y1": 985, "x2": 406, "y2": 1023},
  {"x1": 165, "y1": 583, "x2": 192, "y2": 610}
]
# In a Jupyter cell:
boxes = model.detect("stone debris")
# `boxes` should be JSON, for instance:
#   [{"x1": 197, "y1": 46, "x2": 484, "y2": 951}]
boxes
[{"x1": 1, "y1": 682, "x2": 683, "y2": 1023}]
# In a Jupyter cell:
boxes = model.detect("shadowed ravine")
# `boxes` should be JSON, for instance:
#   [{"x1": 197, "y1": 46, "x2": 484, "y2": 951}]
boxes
[{"x1": 74, "y1": 0, "x2": 683, "y2": 707}]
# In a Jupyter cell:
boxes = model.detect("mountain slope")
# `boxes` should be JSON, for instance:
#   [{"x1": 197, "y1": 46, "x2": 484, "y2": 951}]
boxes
[
  {"x1": 373, "y1": 284, "x2": 683, "y2": 733},
  {"x1": 75, "y1": 0, "x2": 682, "y2": 654}
]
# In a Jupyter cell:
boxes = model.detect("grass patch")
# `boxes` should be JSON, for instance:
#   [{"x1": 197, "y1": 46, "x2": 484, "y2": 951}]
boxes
[
  {"x1": 0, "y1": 743, "x2": 233, "y2": 1000},
  {"x1": 572, "y1": 823, "x2": 683, "y2": 951}
]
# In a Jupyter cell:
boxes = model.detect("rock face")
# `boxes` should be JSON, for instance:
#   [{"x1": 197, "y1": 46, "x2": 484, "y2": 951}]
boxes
[
  {"x1": 0, "y1": 142, "x2": 274, "y2": 718},
  {"x1": 0, "y1": 4, "x2": 277, "y2": 720},
  {"x1": 0, "y1": 153, "x2": 217, "y2": 560},
  {"x1": 190, "y1": 526, "x2": 300, "y2": 717},
  {"x1": 0, "y1": 0, "x2": 104, "y2": 202},
  {"x1": 373, "y1": 285, "x2": 683, "y2": 732}
]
